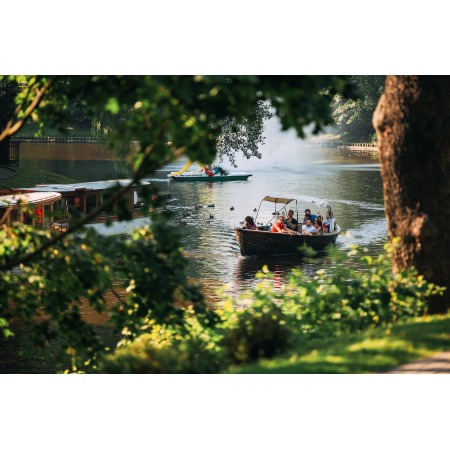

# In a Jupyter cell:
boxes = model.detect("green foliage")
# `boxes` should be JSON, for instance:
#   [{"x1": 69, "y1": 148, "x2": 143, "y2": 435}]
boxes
[
  {"x1": 1, "y1": 75, "x2": 356, "y2": 170},
  {"x1": 279, "y1": 243, "x2": 441, "y2": 341},
  {"x1": 102, "y1": 312, "x2": 226, "y2": 374},
  {"x1": 99, "y1": 243, "x2": 443, "y2": 374},
  {"x1": 331, "y1": 75, "x2": 385, "y2": 142},
  {"x1": 0, "y1": 220, "x2": 205, "y2": 372},
  {"x1": 217, "y1": 298, "x2": 293, "y2": 364}
]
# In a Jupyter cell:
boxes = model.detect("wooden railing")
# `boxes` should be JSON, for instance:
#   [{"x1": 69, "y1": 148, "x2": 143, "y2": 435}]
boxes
[
  {"x1": 304, "y1": 141, "x2": 378, "y2": 150},
  {"x1": 11, "y1": 136, "x2": 106, "y2": 143}
]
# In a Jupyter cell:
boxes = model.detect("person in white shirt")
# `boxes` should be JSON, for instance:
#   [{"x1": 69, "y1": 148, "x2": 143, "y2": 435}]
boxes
[{"x1": 302, "y1": 218, "x2": 318, "y2": 236}]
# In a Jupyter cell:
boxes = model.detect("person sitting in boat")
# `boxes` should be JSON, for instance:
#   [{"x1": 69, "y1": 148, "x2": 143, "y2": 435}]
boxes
[
  {"x1": 315, "y1": 219, "x2": 324, "y2": 235},
  {"x1": 302, "y1": 209, "x2": 317, "y2": 224},
  {"x1": 302, "y1": 218, "x2": 318, "y2": 236},
  {"x1": 325, "y1": 211, "x2": 333, "y2": 232},
  {"x1": 212, "y1": 165, "x2": 228, "y2": 176},
  {"x1": 243, "y1": 216, "x2": 257, "y2": 230},
  {"x1": 284, "y1": 209, "x2": 299, "y2": 231},
  {"x1": 272, "y1": 215, "x2": 298, "y2": 234}
]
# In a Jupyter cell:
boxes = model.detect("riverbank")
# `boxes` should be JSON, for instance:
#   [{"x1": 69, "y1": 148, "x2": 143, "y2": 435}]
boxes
[{"x1": 230, "y1": 313, "x2": 450, "y2": 374}]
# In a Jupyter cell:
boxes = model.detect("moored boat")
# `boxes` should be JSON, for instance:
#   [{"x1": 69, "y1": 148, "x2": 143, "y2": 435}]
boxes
[
  {"x1": 169, "y1": 170, "x2": 252, "y2": 182},
  {"x1": 9, "y1": 179, "x2": 152, "y2": 236},
  {"x1": 234, "y1": 195, "x2": 341, "y2": 256},
  {"x1": 0, "y1": 191, "x2": 63, "y2": 229},
  {"x1": 168, "y1": 161, "x2": 252, "y2": 182}
]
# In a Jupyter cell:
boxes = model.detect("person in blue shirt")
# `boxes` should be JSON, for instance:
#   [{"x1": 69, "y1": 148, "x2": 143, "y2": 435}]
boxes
[{"x1": 302, "y1": 208, "x2": 317, "y2": 224}]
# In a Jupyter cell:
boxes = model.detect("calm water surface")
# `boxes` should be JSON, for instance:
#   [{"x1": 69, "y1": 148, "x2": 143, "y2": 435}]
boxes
[{"x1": 21, "y1": 142, "x2": 386, "y2": 302}]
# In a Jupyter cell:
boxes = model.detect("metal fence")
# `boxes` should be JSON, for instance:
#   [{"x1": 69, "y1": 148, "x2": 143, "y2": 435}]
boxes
[{"x1": 11, "y1": 136, "x2": 106, "y2": 143}]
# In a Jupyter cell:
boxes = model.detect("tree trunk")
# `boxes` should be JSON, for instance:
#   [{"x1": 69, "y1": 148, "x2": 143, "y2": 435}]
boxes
[
  {"x1": 373, "y1": 76, "x2": 450, "y2": 313},
  {"x1": 0, "y1": 136, "x2": 10, "y2": 165}
]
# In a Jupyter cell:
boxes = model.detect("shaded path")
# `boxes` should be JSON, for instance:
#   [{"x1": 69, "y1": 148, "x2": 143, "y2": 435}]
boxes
[{"x1": 385, "y1": 351, "x2": 450, "y2": 374}]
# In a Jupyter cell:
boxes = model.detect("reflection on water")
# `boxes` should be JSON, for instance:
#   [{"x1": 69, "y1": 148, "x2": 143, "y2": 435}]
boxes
[
  {"x1": 19, "y1": 142, "x2": 130, "y2": 181},
  {"x1": 161, "y1": 151, "x2": 386, "y2": 298},
  {"x1": 18, "y1": 143, "x2": 387, "y2": 300}
]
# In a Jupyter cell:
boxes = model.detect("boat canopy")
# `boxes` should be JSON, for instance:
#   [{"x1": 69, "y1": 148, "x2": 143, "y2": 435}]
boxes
[
  {"x1": 12, "y1": 179, "x2": 150, "y2": 193},
  {"x1": 0, "y1": 192, "x2": 62, "y2": 207},
  {"x1": 262, "y1": 195, "x2": 329, "y2": 207},
  {"x1": 262, "y1": 196, "x2": 295, "y2": 204},
  {"x1": 255, "y1": 194, "x2": 331, "y2": 227},
  {"x1": 295, "y1": 195, "x2": 329, "y2": 208}
]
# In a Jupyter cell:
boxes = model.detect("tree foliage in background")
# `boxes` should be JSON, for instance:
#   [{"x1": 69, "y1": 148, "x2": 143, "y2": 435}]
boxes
[{"x1": 331, "y1": 75, "x2": 385, "y2": 142}]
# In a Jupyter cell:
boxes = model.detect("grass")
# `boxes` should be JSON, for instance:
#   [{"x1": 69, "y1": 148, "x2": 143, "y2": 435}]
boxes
[
  {"x1": 1, "y1": 160, "x2": 78, "y2": 188},
  {"x1": 230, "y1": 313, "x2": 450, "y2": 374}
]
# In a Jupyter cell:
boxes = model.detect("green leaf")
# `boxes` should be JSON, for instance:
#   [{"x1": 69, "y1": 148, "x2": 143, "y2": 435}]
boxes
[{"x1": 105, "y1": 97, "x2": 120, "y2": 114}]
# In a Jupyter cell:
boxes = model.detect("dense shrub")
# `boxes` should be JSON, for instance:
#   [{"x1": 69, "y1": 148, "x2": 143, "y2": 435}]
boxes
[
  {"x1": 101, "y1": 312, "x2": 227, "y2": 374},
  {"x1": 101, "y1": 243, "x2": 444, "y2": 374},
  {"x1": 218, "y1": 298, "x2": 293, "y2": 364}
]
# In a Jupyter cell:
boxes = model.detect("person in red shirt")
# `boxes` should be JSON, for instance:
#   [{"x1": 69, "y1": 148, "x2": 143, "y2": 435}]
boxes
[{"x1": 272, "y1": 215, "x2": 298, "y2": 234}]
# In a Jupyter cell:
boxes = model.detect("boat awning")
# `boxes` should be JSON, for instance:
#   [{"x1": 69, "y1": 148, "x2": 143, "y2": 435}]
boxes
[
  {"x1": 296, "y1": 195, "x2": 329, "y2": 208},
  {"x1": 262, "y1": 196, "x2": 295, "y2": 204},
  {"x1": 262, "y1": 195, "x2": 329, "y2": 207},
  {"x1": 0, "y1": 192, "x2": 62, "y2": 207}
]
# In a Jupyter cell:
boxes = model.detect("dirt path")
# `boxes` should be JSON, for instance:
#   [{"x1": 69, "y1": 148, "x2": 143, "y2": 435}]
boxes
[{"x1": 385, "y1": 351, "x2": 450, "y2": 374}]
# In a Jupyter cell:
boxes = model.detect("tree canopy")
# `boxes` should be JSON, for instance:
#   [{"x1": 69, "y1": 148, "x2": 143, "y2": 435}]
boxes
[{"x1": 331, "y1": 75, "x2": 385, "y2": 142}]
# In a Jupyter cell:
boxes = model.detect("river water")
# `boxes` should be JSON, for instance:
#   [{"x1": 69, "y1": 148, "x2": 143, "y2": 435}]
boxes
[{"x1": 18, "y1": 141, "x2": 386, "y2": 303}]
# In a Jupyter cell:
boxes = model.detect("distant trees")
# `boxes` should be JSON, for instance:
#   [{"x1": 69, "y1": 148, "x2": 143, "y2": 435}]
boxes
[{"x1": 332, "y1": 75, "x2": 385, "y2": 142}]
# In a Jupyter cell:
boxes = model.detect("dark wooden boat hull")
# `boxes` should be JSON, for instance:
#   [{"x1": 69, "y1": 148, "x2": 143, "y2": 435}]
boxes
[{"x1": 233, "y1": 226, "x2": 341, "y2": 256}]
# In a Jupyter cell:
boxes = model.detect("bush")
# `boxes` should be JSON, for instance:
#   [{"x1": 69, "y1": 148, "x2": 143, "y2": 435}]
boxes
[
  {"x1": 101, "y1": 312, "x2": 227, "y2": 374},
  {"x1": 218, "y1": 298, "x2": 293, "y2": 364},
  {"x1": 100, "y1": 243, "x2": 444, "y2": 374}
]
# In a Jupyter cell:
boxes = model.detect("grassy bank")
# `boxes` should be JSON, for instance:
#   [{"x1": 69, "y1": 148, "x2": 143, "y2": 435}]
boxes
[
  {"x1": 1, "y1": 160, "x2": 78, "y2": 188},
  {"x1": 230, "y1": 313, "x2": 450, "y2": 374},
  {"x1": 16, "y1": 123, "x2": 94, "y2": 138}
]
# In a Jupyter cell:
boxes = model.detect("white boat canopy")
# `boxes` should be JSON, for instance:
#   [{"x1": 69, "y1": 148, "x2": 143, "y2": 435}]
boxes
[
  {"x1": 295, "y1": 195, "x2": 329, "y2": 208},
  {"x1": 13, "y1": 179, "x2": 150, "y2": 193},
  {"x1": 0, "y1": 192, "x2": 62, "y2": 207},
  {"x1": 255, "y1": 194, "x2": 330, "y2": 226}
]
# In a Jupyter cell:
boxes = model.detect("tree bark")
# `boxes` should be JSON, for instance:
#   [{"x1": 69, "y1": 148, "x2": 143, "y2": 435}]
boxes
[{"x1": 373, "y1": 76, "x2": 450, "y2": 313}]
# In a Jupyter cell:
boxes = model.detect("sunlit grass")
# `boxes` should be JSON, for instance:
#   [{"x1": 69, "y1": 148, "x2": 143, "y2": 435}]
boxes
[{"x1": 229, "y1": 313, "x2": 450, "y2": 374}]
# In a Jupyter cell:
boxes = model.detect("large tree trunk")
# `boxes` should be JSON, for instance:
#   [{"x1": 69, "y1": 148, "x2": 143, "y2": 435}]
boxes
[{"x1": 373, "y1": 76, "x2": 450, "y2": 313}]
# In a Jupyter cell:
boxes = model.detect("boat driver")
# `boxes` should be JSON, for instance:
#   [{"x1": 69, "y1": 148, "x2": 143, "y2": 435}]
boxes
[{"x1": 302, "y1": 218, "x2": 318, "y2": 236}]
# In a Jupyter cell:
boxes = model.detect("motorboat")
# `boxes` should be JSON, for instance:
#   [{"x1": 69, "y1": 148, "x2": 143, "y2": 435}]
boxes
[{"x1": 233, "y1": 195, "x2": 341, "y2": 256}]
